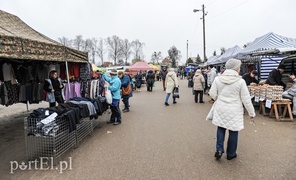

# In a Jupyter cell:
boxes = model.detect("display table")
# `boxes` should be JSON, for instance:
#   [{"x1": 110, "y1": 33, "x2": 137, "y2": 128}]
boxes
[{"x1": 269, "y1": 100, "x2": 293, "y2": 121}]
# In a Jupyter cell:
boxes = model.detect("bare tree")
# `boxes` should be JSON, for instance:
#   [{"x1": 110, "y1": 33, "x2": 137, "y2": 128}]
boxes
[
  {"x1": 168, "y1": 46, "x2": 181, "y2": 68},
  {"x1": 120, "y1": 39, "x2": 132, "y2": 65},
  {"x1": 57, "y1": 36, "x2": 72, "y2": 47},
  {"x1": 97, "y1": 38, "x2": 105, "y2": 66},
  {"x1": 151, "y1": 51, "x2": 162, "y2": 64},
  {"x1": 220, "y1": 47, "x2": 226, "y2": 55},
  {"x1": 106, "y1": 35, "x2": 122, "y2": 65},
  {"x1": 131, "y1": 39, "x2": 145, "y2": 61},
  {"x1": 89, "y1": 38, "x2": 98, "y2": 64},
  {"x1": 73, "y1": 35, "x2": 84, "y2": 50}
]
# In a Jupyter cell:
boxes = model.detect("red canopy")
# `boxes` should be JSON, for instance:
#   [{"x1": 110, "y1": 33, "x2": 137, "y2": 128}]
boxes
[{"x1": 128, "y1": 62, "x2": 153, "y2": 75}]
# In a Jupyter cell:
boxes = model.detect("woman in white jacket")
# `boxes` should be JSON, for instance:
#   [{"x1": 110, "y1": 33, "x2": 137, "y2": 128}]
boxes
[
  {"x1": 209, "y1": 59, "x2": 255, "y2": 160},
  {"x1": 164, "y1": 68, "x2": 179, "y2": 106}
]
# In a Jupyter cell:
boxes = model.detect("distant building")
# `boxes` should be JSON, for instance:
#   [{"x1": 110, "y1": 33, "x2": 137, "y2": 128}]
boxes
[{"x1": 102, "y1": 62, "x2": 113, "y2": 67}]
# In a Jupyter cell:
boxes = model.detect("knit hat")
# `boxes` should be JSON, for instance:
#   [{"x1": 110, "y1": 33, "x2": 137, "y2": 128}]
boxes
[
  {"x1": 109, "y1": 69, "x2": 118, "y2": 75},
  {"x1": 225, "y1": 59, "x2": 241, "y2": 70}
]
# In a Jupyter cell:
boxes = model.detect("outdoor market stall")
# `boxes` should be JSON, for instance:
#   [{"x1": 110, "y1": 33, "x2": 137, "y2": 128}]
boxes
[{"x1": 0, "y1": 10, "x2": 110, "y2": 163}]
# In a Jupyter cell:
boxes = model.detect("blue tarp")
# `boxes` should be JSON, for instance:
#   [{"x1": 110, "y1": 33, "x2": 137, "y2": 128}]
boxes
[{"x1": 184, "y1": 65, "x2": 197, "y2": 73}]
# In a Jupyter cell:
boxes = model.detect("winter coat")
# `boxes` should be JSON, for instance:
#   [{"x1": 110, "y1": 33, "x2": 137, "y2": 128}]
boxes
[
  {"x1": 146, "y1": 71, "x2": 155, "y2": 85},
  {"x1": 120, "y1": 74, "x2": 131, "y2": 97},
  {"x1": 265, "y1": 69, "x2": 285, "y2": 87},
  {"x1": 165, "y1": 71, "x2": 179, "y2": 93},
  {"x1": 193, "y1": 72, "x2": 205, "y2": 91},
  {"x1": 207, "y1": 67, "x2": 217, "y2": 87},
  {"x1": 242, "y1": 72, "x2": 259, "y2": 85},
  {"x1": 209, "y1": 69, "x2": 255, "y2": 131},
  {"x1": 285, "y1": 78, "x2": 296, "y2": 96},
  {"x1": 135, "y1": 73, "x2": 143, "y2": 88},
  {"x1": 103, "y1": 74, "x2": 121, "y2": 100},
  {"x1": 44, "y1": 78, "x2": 65, "y2": 103},
  {"x1": 160, "y1": 69, "x2": 168, "y2": 79}
]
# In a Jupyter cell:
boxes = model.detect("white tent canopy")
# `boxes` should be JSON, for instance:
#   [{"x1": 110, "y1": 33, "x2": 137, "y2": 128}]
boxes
[
  {"x1": 217, "y1": 45, "x2": 242, "y2": 63},
  {"x1": 238, "y1": 32, "x2": 296, "y2": 59},
  {"x1": 205, "y1": 55, "x2": 220, "y2": 65}
]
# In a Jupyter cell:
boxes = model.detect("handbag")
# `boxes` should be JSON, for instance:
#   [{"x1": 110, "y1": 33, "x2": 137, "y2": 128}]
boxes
[
  {"x1": 122, "y1": 84, "x2": 131, "y2": 95},
  {"x1": 173, "y1": 87, "x2": 180, "y2": 98},
  {"x1": 105, "y1": 84, "x2": 112, "y2": 104}
]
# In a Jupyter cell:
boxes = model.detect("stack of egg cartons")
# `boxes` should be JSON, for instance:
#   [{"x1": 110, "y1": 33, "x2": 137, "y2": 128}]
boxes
[
  {"x1": 259, "y1": 86, "x2": 267, "y2": 100},
  {"x1": 248, "y1": 86, "x2": 255, "y2": 96},
  {"x1": 266, "y1": 86, "x2": 283, "y2": 101},
  {"x1": 254, "y1": 87, "x2": 260, "y2": 98}
]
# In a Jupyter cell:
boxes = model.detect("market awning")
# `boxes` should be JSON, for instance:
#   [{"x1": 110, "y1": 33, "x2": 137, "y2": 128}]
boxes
[
  {"x1": 149, "y1": 64, "x2": 160, "y2": 71},
  {"x1": 0, "y1": 10, "x2": 88, "y2": 63},
  {"x1": 238, "y1": 32, "x2": 296, "y2": 60},
  {"x1": 217, "y1": 45, "x2": 241, "y2": 63}
]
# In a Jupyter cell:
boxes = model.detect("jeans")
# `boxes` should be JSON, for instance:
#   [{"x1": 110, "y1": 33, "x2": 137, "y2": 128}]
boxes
[
  {"x1": 165, "y1": 93, "x2": 176, "y2": 103},
  {"x1": 216, "y1": 126, "x2": 238, "y2": 157},
  {"x1": 122, "y1": 96, "x2": 129, "y2": 110}
]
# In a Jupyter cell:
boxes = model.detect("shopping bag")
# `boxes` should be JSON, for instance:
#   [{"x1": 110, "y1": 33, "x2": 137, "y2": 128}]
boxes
[
  {"x1": 173, "y1": 87, "x2": 180, "y2": 98},
  {"x1": 105, "y1": 84, "x2": 112, "y2": 104}
]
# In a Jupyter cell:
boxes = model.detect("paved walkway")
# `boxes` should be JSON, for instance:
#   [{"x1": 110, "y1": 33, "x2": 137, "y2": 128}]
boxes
[{"x1": 1, "y1": 79, "x2": 296, "y2": 179}]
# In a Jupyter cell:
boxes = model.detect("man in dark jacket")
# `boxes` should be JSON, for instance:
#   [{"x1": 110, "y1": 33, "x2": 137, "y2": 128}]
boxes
[
  {"x1": 160, "y1": 67, "x2": 168, "y2": 91},
  {"x1": 265, "y1": 65, "x2": 286, "y2": 89},
  {"x1": 242, "y1": 70, "x2": 259, "y2": 85}
]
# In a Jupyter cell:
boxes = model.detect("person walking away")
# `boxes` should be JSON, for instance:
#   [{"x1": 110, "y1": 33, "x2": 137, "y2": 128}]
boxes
[
  {"x1": 44, "y1": 70, "x2": 65, "y2": 107},
  {"x1": 242, "y1": 70, "x2": 259, "y2": 85},
  {"x1": 193, "y1": 69, "x2": 205, "y2": 103},
  {"x1": 164, "y1": 68, "x2": 179, "y2": 106},
  {"x1": 118, "y1": 71, "x2": 131, "y2": 112},
  {"x1": 160, "y1": 67, "x2": 168, "y2": 91},
  {"x1": 207, "y1": 65, "x2": 217, "y2": 103},
  {"x1": 265, "y1": 64, "x2": 286, "y2": 89},
  {"x1": 135, "y1": 71, "x2": 143, "y2": 92},
  {"x1": 208, "y1": 59, "x2": 255, "y2": 160},
  {"x1": 103, "y1": 69, "x2": 122, "y2": 125},
  {"x1": 282, "y1": 74, "x2": 296, "y2": 116},
  {"x1": 146, "y1": 70, "x2": 155, "y2": 92}
]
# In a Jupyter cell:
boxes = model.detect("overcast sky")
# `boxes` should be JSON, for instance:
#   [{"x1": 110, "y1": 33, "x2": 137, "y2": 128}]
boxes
[{"x1": 1, "y1": 0, "x2": 296, "y2": 65}]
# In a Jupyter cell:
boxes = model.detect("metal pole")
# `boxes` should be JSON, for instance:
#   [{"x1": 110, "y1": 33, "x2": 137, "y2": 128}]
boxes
[
  {"x1": 202, "y1": 4, "x2": 206, "y2": 62},
  {"x1": 186, "y1": 40, "x2": 188, "y2": 65},
  {"x1": 65, "y1": 61, "x2": 71, "y2": 100}
]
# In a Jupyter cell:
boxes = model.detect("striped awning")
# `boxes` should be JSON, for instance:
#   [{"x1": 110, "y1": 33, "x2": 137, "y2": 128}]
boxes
[
  {"x1": 217, "y1": 45, "x2": 242, "y2": 63},
  {"x1": 238, "y1": 32, "x2": 296, "y2": 59}
]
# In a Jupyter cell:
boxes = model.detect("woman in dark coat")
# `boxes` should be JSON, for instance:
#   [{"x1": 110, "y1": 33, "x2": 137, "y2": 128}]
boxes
[
  {"x1": 135, "y1": 71, "x2": 143, "y2": 92},
  {"x1": 146, "y1": 70, "x2": 155, "y2": 92}
]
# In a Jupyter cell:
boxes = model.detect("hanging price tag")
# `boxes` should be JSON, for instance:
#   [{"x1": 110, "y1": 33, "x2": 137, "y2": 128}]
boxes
[
  {"x1": 254, "y1": 96, "x2": 259, "y2": 102},
  {"x1": 265, "y1": 99, "x2": 272, "y2": 108}
]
